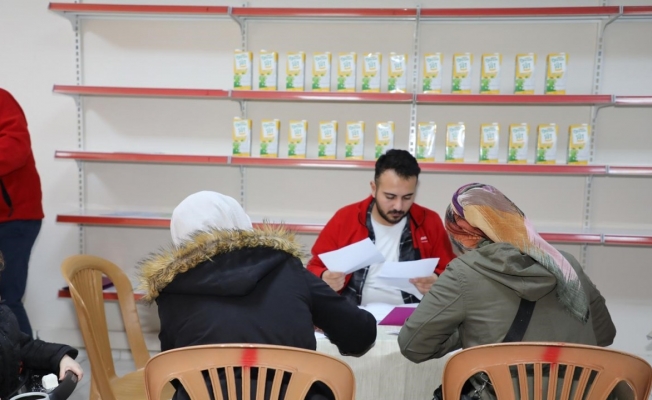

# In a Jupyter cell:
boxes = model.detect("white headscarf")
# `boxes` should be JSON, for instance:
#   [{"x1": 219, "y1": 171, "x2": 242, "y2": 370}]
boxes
[{"x1": 170, "y1": 191, "x2": 253, "y2": 247}]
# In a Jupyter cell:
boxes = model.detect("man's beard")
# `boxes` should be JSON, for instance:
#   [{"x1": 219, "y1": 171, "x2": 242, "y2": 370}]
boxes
[{"x1": 376, "y1": 205, "x2": 408, "y2": 225}]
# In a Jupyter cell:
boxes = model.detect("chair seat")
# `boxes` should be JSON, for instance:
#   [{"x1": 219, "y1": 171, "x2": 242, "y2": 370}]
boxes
[{"x1": 112, "y1": 370, "x2": 175, "y2": 400}]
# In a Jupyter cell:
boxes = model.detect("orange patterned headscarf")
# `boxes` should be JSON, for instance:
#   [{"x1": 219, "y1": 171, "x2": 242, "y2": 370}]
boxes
[{"x1": 445, "y1": 183, "x2": 588, "y2": 322}]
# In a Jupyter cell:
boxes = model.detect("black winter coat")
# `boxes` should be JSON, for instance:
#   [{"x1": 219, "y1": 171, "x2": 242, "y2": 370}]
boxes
[
  {"x1": 139, "y1": 226, "x2": 377, "y2": 400},
  {"x1": 0, "y1": 304, "x2": 77, "y2": 399}
]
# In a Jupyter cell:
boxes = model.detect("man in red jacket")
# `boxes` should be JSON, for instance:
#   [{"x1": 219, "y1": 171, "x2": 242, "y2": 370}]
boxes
[
  {"x1": 307, "y1": 149, "x2": 455, "y2": 306},
  {"x1": 0, "y1": 88, "x2": 44, "y2": 336}
]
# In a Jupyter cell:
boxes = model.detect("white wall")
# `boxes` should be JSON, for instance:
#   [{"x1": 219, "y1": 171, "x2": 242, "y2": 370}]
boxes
[{"x1": 1, "y1": 0, "x2": 650, "y2": 366}]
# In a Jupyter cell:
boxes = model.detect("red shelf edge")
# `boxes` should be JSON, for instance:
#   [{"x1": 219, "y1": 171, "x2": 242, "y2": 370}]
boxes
[
  {"x1": 48, "y1": 3, "x2": 229, "y2": 15},
  {"x1": 418, "y1": 163, "x2": 607, "y2": 175},
  {"x1": 56, "y1": 151, "x2": 610, "y2": 175},
  {"x1": 55, "y1": 151, "x2": 231, "y2": 165},
  {"x1": 54, "y1": 85, "x2": 633, "y2": 107},
  {"x1": 56, "y1": 214, "x2": 171, "y2": 228},
  {"x1": 231, "y1": 91, "x2": 412, "y2": 103},
  {"x1": 607, "y1": 166, "x2": 652, "y2": 176},
  {"x1": 540, "y1": 233, "x2": 602, "y2": 244},
  {"x1": 231, "y1": 157, "x2": 377, "y2": 169},
  {"x1": 57, "y1": 289, "x2": 144, "y2": 301},
  {"x1": 622, "y1": 6, "x2": 652, "y2": 16},
  {"x1": 49, "y1": 4, "x2": 624, "y2": 19},
  {"x1": 52, "y1": 85, "x2": 229, "y2": 99},
  {"x1": 420, "y1": 7, "x2": 619, "y2": 18},
  {"x1": 416, "y1": 94, "x2": 612, "y2": 105},
  {"x1": 604, "y1": 235, "x2": 652, "y2": 246},
  {"x1": 614, "y1": 96, "x2": 652, "y2": 106},
  {"x1": 57, "y1": 215, "x2": 638, "y2": 246},
  {"x1": 231, "y1": 7, "x2": 416, "y2": 18}
]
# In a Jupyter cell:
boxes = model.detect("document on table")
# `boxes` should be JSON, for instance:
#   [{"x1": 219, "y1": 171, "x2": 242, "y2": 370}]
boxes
[
  {"x1": 376, "y1": 258, "x2": 439, "y2": 300},
  {"x1": 318, "y1": 238, "x2": 385, "y2": 274}
]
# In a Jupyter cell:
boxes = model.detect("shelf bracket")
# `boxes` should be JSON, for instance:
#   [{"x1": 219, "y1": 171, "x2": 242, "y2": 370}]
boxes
[
  {"x1": 408, "y1": 5, "x2": 421, "y2": 156},
  {"x1": 229, "y1": 5, "x2": 248, "y2": 51}
]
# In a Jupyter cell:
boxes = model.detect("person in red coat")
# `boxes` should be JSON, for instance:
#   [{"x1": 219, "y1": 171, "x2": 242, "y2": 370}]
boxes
[
  {"x1": 306, "y1": 149, "x2": 456, "y2": 306},
  {"x1": 0, "y1": 88, "x2": 44, "y2": 336}
]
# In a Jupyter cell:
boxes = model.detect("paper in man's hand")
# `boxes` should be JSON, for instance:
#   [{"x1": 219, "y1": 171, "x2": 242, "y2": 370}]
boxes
[{"x1": 318, "y1": 238, "x2": 385, "y2": 274}]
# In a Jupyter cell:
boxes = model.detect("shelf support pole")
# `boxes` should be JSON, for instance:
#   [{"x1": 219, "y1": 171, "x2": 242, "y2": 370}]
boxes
[
  {"x1": 581, "y1": 7, "x2": 621, "y2": 267},
  {"x1": 74, "y1": 9, "x2": 86, "y2": 255},
  {"x1": 229, "y1": 5, "x2": 249, "y2": 209},
  {"x1": 408, "y1": 6, "x2": 421, "y2": 156}
]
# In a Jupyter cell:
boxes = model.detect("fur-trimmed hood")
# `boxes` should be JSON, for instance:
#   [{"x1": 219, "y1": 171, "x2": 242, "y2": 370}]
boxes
[{"x1": 138, "y1": 225, "x2": 305, "y2": 303}]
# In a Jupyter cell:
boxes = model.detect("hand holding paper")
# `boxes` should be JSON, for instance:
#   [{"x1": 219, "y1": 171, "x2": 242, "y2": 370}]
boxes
[
  {"x1": 377, "y1": 258, "x2": 439, "y2": 299},
  {"x1": 318, "y1": 238, "x2": 385, "y2": 274}
]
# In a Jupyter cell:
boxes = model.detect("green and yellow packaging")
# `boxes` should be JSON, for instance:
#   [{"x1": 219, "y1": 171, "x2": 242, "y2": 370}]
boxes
[
  {"x1": 233, "y1": 50, "x2": 252, "y2": 90},
  {"x1": 514, "y1": 53, "x2": 536, "y2": 94},
  {"x1": 286, "y1": 52, "x2": 305, "y2": 91},
  {"x1": 318, "y1": 121, "x2": 337, "y2": 159},
  {"x1": 416, "y1": 122, "x2": 436, "y2": 162},
  {"x1": 345, "y1": 121, "x2": 365, "y2": 159},
  {"x1": 452, "y1": 53, "x2": 472, "y2": 94},
  {"x1": 288, "y1": 120, "x2": 307, "y2": 158},
  {"x1": 479, "y1": 123, "x2": 500, "y2": 163},
  {"x1": 545, "y1": 53, "x2": 568, "y2": 94},
  {"x1": 312, "y1": 52, "x2": 331, "y2": 92},
  {"x1": 232, "y1": 117, "x2": 251, "y2": 157},
  {"x1": 260, "y1": 119, "x2": 280, "y2": 157},
  {"x1": 258, "y1": 50, "x2": 278, "y2": 90},
  {"x1": 375, "y1": 122, "x2": 395, "y2": 158},
  {"x1": 445, "y1": 123, "x2": 465, "y2": 162},
  {"x1": 507, "y1": 123, "x2": 529, "y2": 164},
  {"x1": 388, "y1": 53, "x2": 407, "y2": 93},
  {"x1": 362, "y1": 53, "x2": 382, "y2": 92},
  {"x1": 423, "y1": 53, "x2": 443, "y2": 93},
  {"x1": 536, "y1": 123, "x2": 558, "y2": 164},
  {"x1": 480, "y1": 53, "x2": 502, "y2": 94},
  {"x1": 567, "y1": 124, "x2": 590, "y2": 165},
  {"x1": 337, "y1": 52, "x2": 357, "y2": 92}
]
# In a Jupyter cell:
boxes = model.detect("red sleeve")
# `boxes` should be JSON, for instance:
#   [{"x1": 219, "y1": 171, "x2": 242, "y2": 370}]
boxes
[
  {"x1": 306, "y1": 212, "x2": 343, "y2": 278},
  {"x1": 0, "y1": 90, "x2": 31, "y2": 176},
  {"x1": 424, "y1": 211, "x2": 456, "y2": 276}
]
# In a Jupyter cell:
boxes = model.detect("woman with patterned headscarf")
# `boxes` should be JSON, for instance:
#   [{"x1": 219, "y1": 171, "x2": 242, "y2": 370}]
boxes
[{"x1": 398, "y1": 183, "x2": 616, "y2": 397}]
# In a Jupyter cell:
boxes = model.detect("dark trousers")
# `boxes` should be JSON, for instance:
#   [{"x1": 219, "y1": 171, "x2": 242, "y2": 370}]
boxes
[{"x1": 0, "y1": 219, "x2": 42, "y2": 337}]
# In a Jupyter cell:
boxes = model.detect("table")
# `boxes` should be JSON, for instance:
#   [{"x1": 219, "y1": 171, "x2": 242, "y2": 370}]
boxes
[{"x1": 316, "y1": 326, "x2": 450, "y2": 400}]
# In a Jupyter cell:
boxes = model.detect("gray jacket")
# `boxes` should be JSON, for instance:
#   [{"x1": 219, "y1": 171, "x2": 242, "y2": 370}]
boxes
[{"x1": 398, "y1": 242, "x2": 616, "y2": 362}]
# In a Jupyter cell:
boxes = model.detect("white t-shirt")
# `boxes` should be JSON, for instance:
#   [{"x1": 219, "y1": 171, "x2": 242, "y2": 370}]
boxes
[{"x1": 360, "y1": 216, "x2": 408, "y2": 306}]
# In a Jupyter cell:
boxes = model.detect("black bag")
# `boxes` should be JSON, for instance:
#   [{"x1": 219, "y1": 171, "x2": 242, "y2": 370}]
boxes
[{"x1": 431, "y1": 298, "x2": 536, "y2": 400}]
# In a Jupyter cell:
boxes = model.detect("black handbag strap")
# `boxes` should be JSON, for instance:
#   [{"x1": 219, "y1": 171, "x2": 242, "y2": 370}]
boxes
[{"x1": 502, "y1": 298, "x2": 536, "y2": 343}]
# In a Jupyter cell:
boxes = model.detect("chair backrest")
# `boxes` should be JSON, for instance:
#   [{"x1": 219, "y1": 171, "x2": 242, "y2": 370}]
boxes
[
  {"x1": 61, "y1": 255, "x2": 150, "y2": 400},
  {"x1": 144, "y1": 344, "x2": 356, "y2": 400},
  {"x1": 442, "y1": 342, "x2": 652, "y2": 400}
]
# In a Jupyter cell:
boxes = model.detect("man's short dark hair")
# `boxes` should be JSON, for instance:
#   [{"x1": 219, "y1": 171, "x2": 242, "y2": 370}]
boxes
[{"x1": 374, "y1": 149, "x2": 421, "y2": 183}]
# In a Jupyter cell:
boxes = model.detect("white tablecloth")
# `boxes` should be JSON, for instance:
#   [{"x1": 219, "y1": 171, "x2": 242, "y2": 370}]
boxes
[{"x1": 316, "y1": 326, "x2": 450, "y2": 400}]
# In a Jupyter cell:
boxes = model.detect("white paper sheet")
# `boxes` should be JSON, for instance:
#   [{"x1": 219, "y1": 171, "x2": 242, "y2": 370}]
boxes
[
  {"x1": 376, "y1": 258, "x2": 439, "y2": 299},
  {"x1": 318, "y1": 238, "x2": 385, "y2": 274}
]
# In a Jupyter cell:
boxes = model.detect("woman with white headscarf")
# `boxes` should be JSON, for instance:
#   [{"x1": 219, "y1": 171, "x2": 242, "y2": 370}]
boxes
[{"x1": 138, "y1": 191, "x2": 376, "y2": 400}]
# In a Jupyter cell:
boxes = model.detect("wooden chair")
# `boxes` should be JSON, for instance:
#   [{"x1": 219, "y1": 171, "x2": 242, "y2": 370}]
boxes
[
  {"x1": 442, "y1": 342, "x2": 652, "y2": 400},
  {"x1": 144, "y1": 344, "x2": 356, "y2": 400},
  {"x1": 61, "y1": 255, "x2": 172, "y2": 400}
]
